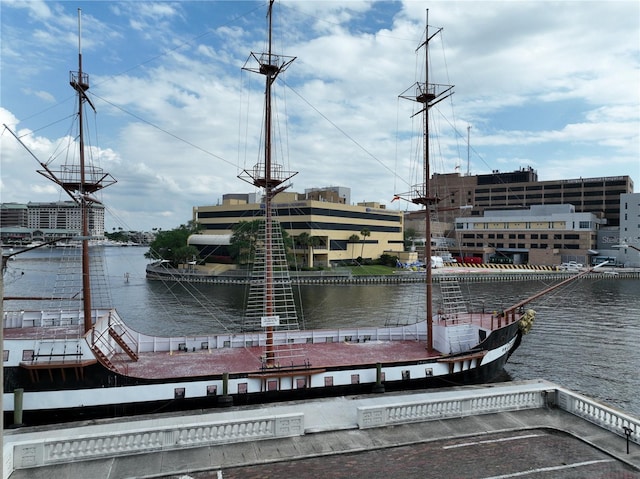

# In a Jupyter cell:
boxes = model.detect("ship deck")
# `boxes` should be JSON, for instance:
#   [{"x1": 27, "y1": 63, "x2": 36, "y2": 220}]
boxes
[
  {"x1": 4, "y1": 311, "x2": 513, "y2": 380},
  {"x1": 114, "y1": 340, "x2": 438, "y2": 379}
]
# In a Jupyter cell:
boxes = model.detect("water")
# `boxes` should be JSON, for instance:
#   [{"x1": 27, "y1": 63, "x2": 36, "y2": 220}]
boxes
[{"x1": 3, "y1": 246, "x2": 639, "y2": 416}]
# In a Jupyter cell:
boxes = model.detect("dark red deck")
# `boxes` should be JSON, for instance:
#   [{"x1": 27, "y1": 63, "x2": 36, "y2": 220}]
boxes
[{"x1": 114, "y1": 340, "x2": 437, "y2": 379}]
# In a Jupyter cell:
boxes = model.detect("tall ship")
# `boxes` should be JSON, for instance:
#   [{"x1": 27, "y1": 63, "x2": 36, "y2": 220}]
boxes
[{"x1": 2, "y1": 4, "x2": 581, "y2": 426}]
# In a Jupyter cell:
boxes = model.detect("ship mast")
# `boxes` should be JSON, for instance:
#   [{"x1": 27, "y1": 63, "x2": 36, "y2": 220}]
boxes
[
  {"x1": 240, "y1": 0, "x2": 297, "y2": 366},
  {"x1": 398, "y1": 11, "x2": 453, "y2": 351},
  {"x1": 36, "y1": 9, "x2": 116, "y2": 335}
]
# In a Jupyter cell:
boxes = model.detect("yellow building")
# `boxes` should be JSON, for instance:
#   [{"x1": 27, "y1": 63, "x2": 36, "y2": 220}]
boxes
[{"x1": 193, "y1": 189, "x2": 404, "y2": 268}]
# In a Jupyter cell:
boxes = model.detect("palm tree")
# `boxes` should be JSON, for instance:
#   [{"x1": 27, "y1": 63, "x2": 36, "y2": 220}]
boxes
[
  {"x1": 348, "y1": 234, "x2": 360, "y2": 263},
  {"x1": 360, "y1": 228, "x2": 370, "y2": 259},
  {"x1": 296, "y1": 232, "x2": 310, "y2": 267},
  {"x1": 308, "y1": 235, "x2": 321, "y2": 268}
]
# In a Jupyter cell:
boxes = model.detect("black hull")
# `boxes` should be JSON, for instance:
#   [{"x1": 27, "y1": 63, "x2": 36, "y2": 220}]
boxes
[{"x1": 4, "y1": 322, "x2": 522, "y2": 428}]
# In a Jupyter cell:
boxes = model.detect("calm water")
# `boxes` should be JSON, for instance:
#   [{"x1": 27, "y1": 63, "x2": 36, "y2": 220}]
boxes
[{"x1": 3, "y1": 246, "x2": 639, "y2": 416}]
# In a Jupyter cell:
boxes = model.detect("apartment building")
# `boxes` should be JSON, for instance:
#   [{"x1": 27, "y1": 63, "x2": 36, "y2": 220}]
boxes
[
  {"x1": 193, "y1": 188, "x2": 403, "y2": 267},
  {"x1": 0, "y1": 201, "x2": 104, "y2": 244}
]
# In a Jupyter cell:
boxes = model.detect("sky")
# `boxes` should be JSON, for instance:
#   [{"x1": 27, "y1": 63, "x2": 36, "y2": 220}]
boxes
[{"x1": 1, "y1": 1, "x2": 638, "y2": 232}]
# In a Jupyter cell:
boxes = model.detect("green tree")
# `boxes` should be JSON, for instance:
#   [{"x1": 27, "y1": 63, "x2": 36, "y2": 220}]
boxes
[
  {"x1": 348, "y1": 234, "x2": 360, "y2": 263},
  {"x1": 404, "y1": 227, "x2": 417, "y2": 250},
  {"x1": 296, "y1": 232, "x2": 322, "y2": 267},
  {"x1": 360, "y1": 228, "x2": 370, "y2": 258},
  {"x1": 297, "y1": 232, "x2": 310, "y2": 266},
  {"x1": 145, "y1": 222, "x2": 201, "y2": 266},
  {"x1": 229, "y1": 220, "x2": 262, "y2": 265},
  {"x1": 229, "y1": 219, "x2": 294, "y2": 266}
]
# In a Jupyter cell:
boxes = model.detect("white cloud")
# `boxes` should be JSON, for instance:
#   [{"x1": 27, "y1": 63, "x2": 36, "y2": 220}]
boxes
[{"x1": 1, "y1": 1, "x2": 638, "y2": 231}]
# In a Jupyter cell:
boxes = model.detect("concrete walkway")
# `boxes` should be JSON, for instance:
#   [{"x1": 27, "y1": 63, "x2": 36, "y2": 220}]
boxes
[{"x1": 4, "y1": 380, "x2": 639, "y2": 479}]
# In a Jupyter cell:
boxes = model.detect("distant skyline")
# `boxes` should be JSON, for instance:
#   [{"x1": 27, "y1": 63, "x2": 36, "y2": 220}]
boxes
[{"x1": 1, "y1": 1, "x2": 638, "y2": 232}]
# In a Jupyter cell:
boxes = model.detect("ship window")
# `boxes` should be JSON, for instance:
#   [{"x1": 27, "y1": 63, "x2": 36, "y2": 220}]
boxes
[
  {"x1": 207, "y1": 385, "x2": 217, "y2": 396},
  {"x1": 351, "y1": 374, "x2": 360, "y2": 384},
  {"x1": 238, "y1": 383, "x2": 248, "y2": 394},
  {"x1": 3, "y1": 350, "x2": 8, "y2": 362},
  {"x1": 296, "y1": 378, "x2": 307, "y2": 389},
  {"x1": 201, "y1": 342, "x2": 209, "y2": 350},
  {"x1": 178, "y1": 343, "x2": 187, "y2": 352},
  {"x1": 22, "y1": 350, "x2": 34, "y2": 362},
  {"x1": 174, "y1": 388, "x2": 185, "y2": 399},
  {"x1": 324, "y1": 376, "x2": 333, "y2": 387},
  {"x1": 425, "y1": 368, "x2": 433, "y2": 377},
  {"x1": 267, "y1": 380, "x2": 278, "y2": 391},
  {"x1": 223, "y1": 340, "x2": 231, "y2": 348},
  {"x1": 306, "y1": 337, "x2": 313, "y2": 344},
  {"x1": 402, "y1": 370, "x2": 411, "y2": 380},
  {"x1": 325, "y1": 337, "x2": 333, "y2": 343},
  {"x1": 245, "y1": 340, "x2": 254, "y2": 347},
  {"x1": 344, "y1": 335, "x2": 353, "y2": 342}
]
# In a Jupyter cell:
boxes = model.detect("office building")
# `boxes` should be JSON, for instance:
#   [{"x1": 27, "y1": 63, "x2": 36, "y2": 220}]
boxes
[
  {"x1": 430, "y1": 167, "x2": 633, "y2": 227},
  {"x1": 454, "y1": 204, "x2": 604, "y2": 265},
  {"x1": 193, "y1": 188, "x2": 403, "y2": 267}
]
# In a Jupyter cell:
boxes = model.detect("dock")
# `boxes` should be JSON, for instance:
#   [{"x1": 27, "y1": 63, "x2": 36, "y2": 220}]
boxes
[{"x1": 3, "y1": 379, "x2": 639, "y2": 479}]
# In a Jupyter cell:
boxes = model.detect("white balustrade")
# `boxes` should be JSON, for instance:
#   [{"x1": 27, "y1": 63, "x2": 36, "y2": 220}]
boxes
[{"x1": 11, "y1": 413, "x2": 303, "y2": 470}]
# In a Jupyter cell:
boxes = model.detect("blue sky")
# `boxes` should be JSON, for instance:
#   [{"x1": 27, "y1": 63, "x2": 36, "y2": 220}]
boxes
[{"x1": 1, "y1": 1, "x2": 638, "y2": 232}]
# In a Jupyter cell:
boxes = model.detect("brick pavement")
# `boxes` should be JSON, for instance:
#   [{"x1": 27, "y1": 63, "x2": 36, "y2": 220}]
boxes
[
  {"x1": 6, "y1": 391, "x2": 640, "y2": 479},
  {"x1": 167, "y1": 428, "x2": 639, "y2": 479}
]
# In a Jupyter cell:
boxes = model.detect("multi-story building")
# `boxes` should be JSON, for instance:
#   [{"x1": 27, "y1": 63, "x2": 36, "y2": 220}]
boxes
[
  {"x1": 454, "y1": 204, "x2": 605, "y2": 265},
  {"x1": 430, "y1": 168, "x2": 633, "y2": 227},
  {"x1": 0, "y1": 203, "x2": 29, "y2": 228},
  {"x1": 0, "y1": 201, "x2": 104, "y2": 244},
  {"x1": 192, "y1": 188, "x2": 403, "y2": 267},
  {"x1": 617, "y1": 192, "x2": 640, "y2": 267}
]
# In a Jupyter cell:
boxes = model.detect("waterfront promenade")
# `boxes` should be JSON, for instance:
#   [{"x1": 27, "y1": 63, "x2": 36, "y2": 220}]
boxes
[{"x1": 3, "y1": 380, "x2": 639, "y2": 478}]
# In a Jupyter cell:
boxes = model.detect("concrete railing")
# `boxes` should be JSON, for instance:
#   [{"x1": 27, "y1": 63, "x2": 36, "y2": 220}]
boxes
[
  {"x1": 4, "y1": 381, "x2": 638, "y2": 478},
  {"x1": 7, "y1": 413, "x2": 303, "y2": 473},
  {"x1": 356, "y1": 384, "x2": 639, "y2": 447},
  {"x1": 358, "y1": 389, "x2": 545, "y2": 428},
  {"x1": 557, "y1": 387, "x2": 640, "y2": 445}
]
